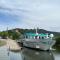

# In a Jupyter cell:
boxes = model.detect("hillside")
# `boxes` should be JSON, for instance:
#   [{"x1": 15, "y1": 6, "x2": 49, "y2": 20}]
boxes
[
  {"x1": 0, "y1": 28, "x2": 60, "y2": 39},
  {"x1": 13, "y1": 28, "x2": 60, "y2": 37}
]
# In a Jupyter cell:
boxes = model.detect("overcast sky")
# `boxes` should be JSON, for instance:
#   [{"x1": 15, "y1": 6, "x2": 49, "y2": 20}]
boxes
[{"x1": 0, "y1": 0, "x2": 60, "y2": 32}]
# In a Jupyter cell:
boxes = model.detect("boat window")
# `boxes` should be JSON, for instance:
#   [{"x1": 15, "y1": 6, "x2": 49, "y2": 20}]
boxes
[
  {"x1": 35, "y1": 36, "x2": 37, "y2": 39},
  {"x1": 26, "y1": 36, "x2": 28, "y2": 38},
  {"x1": 42, "y1": 37, "x2": 44, "y2": 39},
  {"x1": 39, "y1": 36, "x2": 40, "y2": 39}
]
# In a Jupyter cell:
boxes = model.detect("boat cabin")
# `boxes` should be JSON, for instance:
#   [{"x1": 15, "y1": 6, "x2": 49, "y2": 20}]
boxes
[{"x1": 24, "y1": 33, "x2": 49, "y2": 39}]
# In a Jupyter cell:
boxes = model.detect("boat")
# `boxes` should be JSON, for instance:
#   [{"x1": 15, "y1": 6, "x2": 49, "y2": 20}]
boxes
[{"x1": 22, "y1": 29, "x2": 56, "y2": 50}]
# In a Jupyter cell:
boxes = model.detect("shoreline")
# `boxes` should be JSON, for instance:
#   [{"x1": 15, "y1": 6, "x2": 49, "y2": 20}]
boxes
[
  {"x1": 0, "y1": 39, "x2": 22, "y2": 51},
  {"x1": 0, "y1": 40, "x2": 6, "y2": 47},
  {"x1": 6, "y1": 39, "x2": 22, "y2": 51}
]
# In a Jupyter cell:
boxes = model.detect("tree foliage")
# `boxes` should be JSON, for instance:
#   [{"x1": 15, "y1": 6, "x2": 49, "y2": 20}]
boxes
[
  {"x1": 55, "y1": 37, "x2": 60, "y2": 46},
  {"x1": 0, "y1": 31, "x2": 8, "y2": 39},
  {"x1": 0, "y1": 30, "x2": 21, "y2": 40}
]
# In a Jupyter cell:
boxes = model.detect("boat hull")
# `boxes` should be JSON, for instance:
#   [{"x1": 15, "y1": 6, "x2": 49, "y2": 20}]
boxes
[{"x1": 23, "y1": 39, "x2": 55, "y2": 50}]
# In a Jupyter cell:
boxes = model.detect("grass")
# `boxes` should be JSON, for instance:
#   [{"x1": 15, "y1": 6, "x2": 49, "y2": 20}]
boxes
[{"x1": 0, "y1": 40, "x2": 6, "y2": 46}]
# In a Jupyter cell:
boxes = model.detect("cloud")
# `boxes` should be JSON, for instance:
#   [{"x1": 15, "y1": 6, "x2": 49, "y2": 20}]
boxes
[{"x1": 0, "y1": 0, "x2": 60, "y2": 31}]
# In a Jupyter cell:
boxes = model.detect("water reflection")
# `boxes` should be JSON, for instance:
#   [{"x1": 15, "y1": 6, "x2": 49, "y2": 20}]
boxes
[
  {"x1": 9, "y1": 51, "x2": 23, "y2": 60},
  {"x1": 0, "y1": 46, "x2": 58, "y2": 60},
  {"x1": 22, "y1": 48, "x2": 54, "y2": 60},
  {"x1": 0, "y1": 46, "x2": 10, "y2": 60}
]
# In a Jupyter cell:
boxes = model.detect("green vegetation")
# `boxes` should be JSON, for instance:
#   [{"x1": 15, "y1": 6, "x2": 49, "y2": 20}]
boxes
[
  {"x1": 0, "y1": 28, "x2": 60, "y2": 41},
  {"x1": 53, "y1": 37, "x2": 60, "y2": 52},
  {"x1": 0, "y1": 40, "x2": 6, "y2": 46},
  {"x1": 55, "y1": 37, "x2": 60, "y2": 46},
  {"x1": 0, "y1": 29, "x2": 21, "y2": 40},
  {"x1": 11, "y1": 32, "x2": 21, "y2": 40},
  {"x1": 0, "y1": 31, "x2": 8, "y2": 39}
]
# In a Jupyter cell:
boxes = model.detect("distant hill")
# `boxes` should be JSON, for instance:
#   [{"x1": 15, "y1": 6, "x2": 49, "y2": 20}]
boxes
[
  {"x1": 0, "y1": 28, "x2": 60, "y2": 39},
  {"x1": 9, "y1": 28, "x2": 60, "y2": 37}
]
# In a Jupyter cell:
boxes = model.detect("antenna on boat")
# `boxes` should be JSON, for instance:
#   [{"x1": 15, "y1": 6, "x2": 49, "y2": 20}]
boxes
[{"x1": 36, "y1": 27, "x2": 38, "y2": 35}]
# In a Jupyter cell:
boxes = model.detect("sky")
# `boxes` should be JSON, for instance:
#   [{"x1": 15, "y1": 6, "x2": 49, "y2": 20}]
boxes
[{"x1": 0, "y1": 0, "x2": 60, "y2": 32}]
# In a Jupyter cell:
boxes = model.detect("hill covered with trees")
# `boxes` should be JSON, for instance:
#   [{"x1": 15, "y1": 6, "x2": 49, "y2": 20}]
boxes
[{"x1": 0, "y1": 28, "x2": 60, "y2": 40}]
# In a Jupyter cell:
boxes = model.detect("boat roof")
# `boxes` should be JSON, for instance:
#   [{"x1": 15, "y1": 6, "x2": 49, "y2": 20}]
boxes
[{"x1": 25, "y1": 33, "x2": 47, "y2": 37}]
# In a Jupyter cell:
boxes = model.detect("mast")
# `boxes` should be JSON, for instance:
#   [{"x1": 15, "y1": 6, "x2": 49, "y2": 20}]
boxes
[{"x1": 36, "y1": 27, "x2": 38, "y2": 35}]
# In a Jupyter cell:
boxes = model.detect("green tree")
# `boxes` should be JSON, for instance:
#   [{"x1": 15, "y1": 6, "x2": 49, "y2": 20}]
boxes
[
  {"x1": 55, "y1": 37, "x2": 60, "y2": 46},
  {"x1": 11, "y1": 31, "x2": 21, "y2": 40}
]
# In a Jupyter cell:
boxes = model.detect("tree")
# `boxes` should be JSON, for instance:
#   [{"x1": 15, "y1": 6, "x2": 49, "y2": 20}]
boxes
[
  {"x1": 0, "y1": 31, "x2": 8, "y2": 39},
  {"x1": 11, "y1": 31, "x2": 21, "y2": 40},
  {"x1": 55, "y1": 37, "x2": 60, "y2": 46}
]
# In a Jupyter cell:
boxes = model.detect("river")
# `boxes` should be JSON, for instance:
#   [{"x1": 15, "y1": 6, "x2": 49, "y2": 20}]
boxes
[{"x1": 0, "y1": 46, "x2": 60, "y2": 60}]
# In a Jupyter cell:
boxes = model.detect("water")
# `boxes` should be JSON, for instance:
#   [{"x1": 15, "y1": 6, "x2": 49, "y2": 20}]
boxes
[
  {"x1": 22, "y1": 48, "x2": 54, "y2": 60},
  {"x1": 0, "y1": 46, "x2": 60, "y2": 60}
]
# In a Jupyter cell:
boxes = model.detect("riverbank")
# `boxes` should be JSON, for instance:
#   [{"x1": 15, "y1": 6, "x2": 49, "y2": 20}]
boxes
[
  {"x1": 0, "y1": 40, "x2": 6, "y2": 46},
  {"x1": 6, "y1": 39, "x2": 22, "y2": 51},
  {"x1": 0, "y1": 39, "x2": 22, "y2": 51}
]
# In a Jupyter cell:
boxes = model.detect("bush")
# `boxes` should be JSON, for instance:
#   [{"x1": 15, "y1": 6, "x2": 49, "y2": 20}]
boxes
[
  {"x1": 55, "y1": 37, "x2": 60, "y2": 46},
  {"x1": 11, "y1": 32, "x2": 21, "y2": 40}
]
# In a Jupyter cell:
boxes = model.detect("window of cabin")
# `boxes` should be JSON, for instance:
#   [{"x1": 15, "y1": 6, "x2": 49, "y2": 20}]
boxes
[
  {"x1": 26, "y1": 36, "x2": 28, "y2": 38},
  {"x1": 35, "y1": 36, "x2": 37, "y2": 39},
  {"x1": 39, "y1": 36, "x2": 40, "y2": 39},
  {"x1": 42, "y1": 37, "x2": 44, "y2": 39}
]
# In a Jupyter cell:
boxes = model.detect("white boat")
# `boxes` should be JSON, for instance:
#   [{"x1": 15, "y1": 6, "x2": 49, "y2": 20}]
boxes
[{"x1": 22, "y1": 29, "x2": 56, "y2": 50}]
